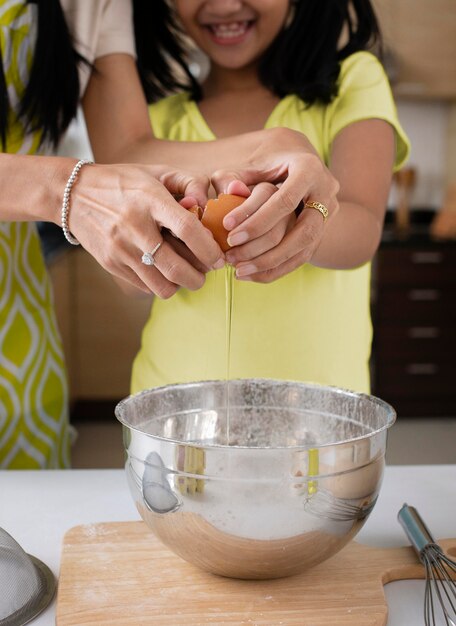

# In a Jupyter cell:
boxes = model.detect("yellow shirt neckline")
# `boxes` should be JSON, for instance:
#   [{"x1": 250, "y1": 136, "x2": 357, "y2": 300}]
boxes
[{"x1": 182, "y1": 94, "x2": 296, "y2": 141}]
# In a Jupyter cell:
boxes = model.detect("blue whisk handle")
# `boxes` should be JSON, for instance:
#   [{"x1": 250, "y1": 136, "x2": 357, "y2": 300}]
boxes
[{"x1": 397, "y1": 503, "x2": 440, "y2": 560}]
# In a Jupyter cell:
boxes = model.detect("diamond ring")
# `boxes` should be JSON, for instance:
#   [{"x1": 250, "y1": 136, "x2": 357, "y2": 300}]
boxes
[{"x1": 141, "y1": 241, "x2": 162, "y2": 266}]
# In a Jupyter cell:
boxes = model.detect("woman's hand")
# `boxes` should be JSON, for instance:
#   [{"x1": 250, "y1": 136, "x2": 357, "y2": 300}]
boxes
[
  {"x1": 210, "y1": 128, "x2": 340, "y2": 282},
  {"x1": 69, "y1": 163, "x2": 225, "y2": 298},
  {"x1": 224, "y1": 180, "x2": 325, "y2": 283},
  {"x1": 222, "y1": 182, "x2": 297, "y2": 273},
  {"x1": 217, "y1": 119, "x2": 395, "y2": 280},
  {"x1": 230, "y1": 203, "x2": 325, "y2": 282},
  {"x1": 175, "y1": 182, "x2": 295, "y2": 279},
  {"x1": 81, "y1": 54, "x2": 336, "y2": 286},
  {"x1": 212, "y1": 127, "x2": 339, "y2": 225}
]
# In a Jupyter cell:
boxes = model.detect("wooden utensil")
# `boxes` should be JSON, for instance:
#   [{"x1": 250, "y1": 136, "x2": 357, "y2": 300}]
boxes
[
  {"x1": 393, "y1": 167, "x2": 416, "y2": 237},
  {"x1": 430, "y1": 183, "x2": 456, "y2": 240},
  {"x1": 56, "y1": 522, "x2": 456, "y2": 625}
]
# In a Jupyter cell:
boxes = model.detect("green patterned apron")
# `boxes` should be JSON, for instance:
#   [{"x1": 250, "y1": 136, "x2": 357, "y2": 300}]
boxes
[{"x1": 0, "y1": 0, "x2": 70, "y2": 468}]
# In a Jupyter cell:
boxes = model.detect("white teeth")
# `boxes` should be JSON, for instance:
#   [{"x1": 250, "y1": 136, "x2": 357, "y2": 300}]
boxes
[{"x1": 210, "y1": 21, "x2": 249, "y2": 39}]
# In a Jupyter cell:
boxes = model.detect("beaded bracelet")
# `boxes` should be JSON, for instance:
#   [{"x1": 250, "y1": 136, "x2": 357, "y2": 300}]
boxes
[{"x1": 61, "y1": 159, "x2": 93, "y2": 245}]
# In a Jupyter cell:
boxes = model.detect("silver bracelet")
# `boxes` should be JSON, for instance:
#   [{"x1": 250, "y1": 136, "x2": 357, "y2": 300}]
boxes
[{"x1": 61, "y1": 159, "x2": 93, "y2": 245}]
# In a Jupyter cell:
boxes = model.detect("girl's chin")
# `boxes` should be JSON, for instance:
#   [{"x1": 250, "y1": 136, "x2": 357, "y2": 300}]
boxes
[{"x1": 208, "y1": 56, "x2": 255, "y2": 72}]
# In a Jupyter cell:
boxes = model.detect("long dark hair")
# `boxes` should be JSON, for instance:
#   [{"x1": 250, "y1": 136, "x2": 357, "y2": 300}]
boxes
[
  {"x1": 0, "y1": 1, "x2": 381, "y2": 151},
  {"x1": 0, "y1": 0, "x2": 84, "y2": 150},
  {"x1": 133, "y1": 0, "x2": 382, "y2": 105}
]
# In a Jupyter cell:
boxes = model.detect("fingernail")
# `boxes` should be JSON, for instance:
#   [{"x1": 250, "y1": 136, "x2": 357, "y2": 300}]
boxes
[
  {"x1": 213, "y1": 257, "x2": 225, "y2": 270},
  {"x1": 227, "y1": 231, "x2": 249, "y2": 246},
  {"x1": 224, "y1": 216, "x2": 235, "y2": 230},
  {"x1": 225, "y1": 251, "x2": 235, "y2": 264},
  {"x1": 236, "y1": 263, "x2": 257, "y2": 277}
]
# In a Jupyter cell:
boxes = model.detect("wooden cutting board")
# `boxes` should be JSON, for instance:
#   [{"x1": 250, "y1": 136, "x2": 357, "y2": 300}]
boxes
[{"x1": 56, "y1": 522, "x2": 456, "y2": 626}]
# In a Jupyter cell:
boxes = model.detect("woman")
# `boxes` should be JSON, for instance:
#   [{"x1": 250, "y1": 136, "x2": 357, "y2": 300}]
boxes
[{"x1": 0, "y1": 0, "x2": 340, "y2": 468}]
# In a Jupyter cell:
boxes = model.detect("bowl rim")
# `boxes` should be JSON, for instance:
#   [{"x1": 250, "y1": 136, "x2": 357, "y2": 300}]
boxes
[{"x1": 115, "y1": 378, "x2": 397, "y2": 450}]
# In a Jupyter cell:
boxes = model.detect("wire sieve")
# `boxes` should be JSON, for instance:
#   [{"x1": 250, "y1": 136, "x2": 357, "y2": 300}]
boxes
[{"x1": 0, "y1": 527, "x2": 56, "y2": 626}]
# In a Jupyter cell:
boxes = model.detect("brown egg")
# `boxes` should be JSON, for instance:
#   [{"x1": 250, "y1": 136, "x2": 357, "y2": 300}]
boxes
[
  {"x1": 201, "y1": 194, "x2": 246, "y2": 251},
  {"x1": 188, "y1": 204, "x2": 204, "y2": 220}
]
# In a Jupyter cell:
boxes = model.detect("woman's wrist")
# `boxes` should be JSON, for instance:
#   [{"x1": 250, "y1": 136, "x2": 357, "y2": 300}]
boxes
[
  {"x1": 60, "y1": 159, "x2": 94, "y2": 245},
  {"x1": 44, "y1": 156, "x2": 84, "y2": 226},
  {"x1": 0, "y1": 153, "x2": 81, "y2": 224}
]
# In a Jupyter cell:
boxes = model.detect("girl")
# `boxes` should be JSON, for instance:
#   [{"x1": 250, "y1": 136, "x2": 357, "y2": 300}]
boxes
[
  {"x1": 131, "y1": 0, "x2": 410, "y2": 394},
  {"x1": 1, "y1": 0, "x2": 336, "y2": 468}
]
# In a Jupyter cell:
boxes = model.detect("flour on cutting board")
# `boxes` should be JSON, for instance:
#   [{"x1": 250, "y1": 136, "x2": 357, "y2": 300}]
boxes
[{"x1": 80, "y1": 523, "x2": 112, "y2": 537}]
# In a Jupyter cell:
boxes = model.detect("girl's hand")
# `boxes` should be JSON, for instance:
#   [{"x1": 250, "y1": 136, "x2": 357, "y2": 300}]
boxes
[{"x1": 69, "y1": 163, "x2": 225, "y2": 298}]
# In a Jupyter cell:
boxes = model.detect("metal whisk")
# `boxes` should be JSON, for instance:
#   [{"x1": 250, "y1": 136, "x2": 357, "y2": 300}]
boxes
[
  {"x1": 303, "y1": 489, "x2": 376, "y2": 522},
  {"x1": 302, "y1": 448, "x2": 377, "y2": 523},
  {"x1": 398, "y1": 503, "x2": 456, "y2": 626}
]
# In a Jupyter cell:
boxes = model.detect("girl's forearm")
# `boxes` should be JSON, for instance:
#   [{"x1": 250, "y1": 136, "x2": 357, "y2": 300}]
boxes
[
  {"x1": 310, "y1": 201, "x2": 384, "y2": 269},
  {"x1": 0, "y1": 153, "x2": 77, "y2": 223}
]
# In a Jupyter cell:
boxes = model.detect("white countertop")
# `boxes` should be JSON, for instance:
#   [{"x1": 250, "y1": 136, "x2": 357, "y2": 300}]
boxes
[{"x1": 1, "y1": 465, "x2": 455, "y2": 625}]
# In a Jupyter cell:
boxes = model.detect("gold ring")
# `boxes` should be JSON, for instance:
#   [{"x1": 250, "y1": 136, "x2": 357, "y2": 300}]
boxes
[
  {"x1": 304, "y1": 201, "x2": 329, "y2": 222},
  {"x1": 141, "y1": 241, "x2": 162, "y2": 266}
]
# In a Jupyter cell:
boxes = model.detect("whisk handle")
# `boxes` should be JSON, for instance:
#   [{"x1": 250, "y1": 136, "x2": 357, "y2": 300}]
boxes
[{"x1": 397, "y1": 503, "x2": 440, "y2": 561}]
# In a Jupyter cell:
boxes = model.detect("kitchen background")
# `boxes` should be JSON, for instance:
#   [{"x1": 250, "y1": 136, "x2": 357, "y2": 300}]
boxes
[{"x1": 43, "y1": 0, "x2": 456, "y2": 469}]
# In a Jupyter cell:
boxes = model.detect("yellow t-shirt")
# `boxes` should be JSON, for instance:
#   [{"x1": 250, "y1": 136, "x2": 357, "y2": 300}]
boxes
[{"x1": 131, "y1": 51, "x2": 409, "y2": 395}]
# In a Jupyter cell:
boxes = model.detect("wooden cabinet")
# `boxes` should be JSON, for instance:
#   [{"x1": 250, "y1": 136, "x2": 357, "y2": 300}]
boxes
[
  {"x1": 372, "y1": 242, "x2": 456, "y2": 416},
  {"x1": 373, "y1": 0, "x2": 456, "y2": 99}
]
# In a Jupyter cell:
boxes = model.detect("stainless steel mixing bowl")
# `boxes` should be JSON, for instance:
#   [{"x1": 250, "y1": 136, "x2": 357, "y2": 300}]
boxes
[{"x1": 115, "y1": 379, "x2": 396, "y2": 580}]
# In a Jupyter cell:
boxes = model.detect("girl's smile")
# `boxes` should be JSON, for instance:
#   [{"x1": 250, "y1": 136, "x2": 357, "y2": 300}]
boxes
[
  {"x1": 175, "y1": 1, "x2": 290, "y2": 70},
  {"x1": 204, "y1": 20, "x2": 255, "y2": 46}
]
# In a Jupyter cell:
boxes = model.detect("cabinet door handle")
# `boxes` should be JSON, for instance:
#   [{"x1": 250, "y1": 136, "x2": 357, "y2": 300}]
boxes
[
  {"x1": 408, "y1": 289, "x2": 441, "y2": 301},
  {"x1": 408, "y1": 327, "x2": 440, "y2": 339},
  {"x1": 406, "y1": 363, "x2": 439, "y2": 375},
  {"x1": 411, "y1": 251, "x2": 443, "y2": 264}
]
